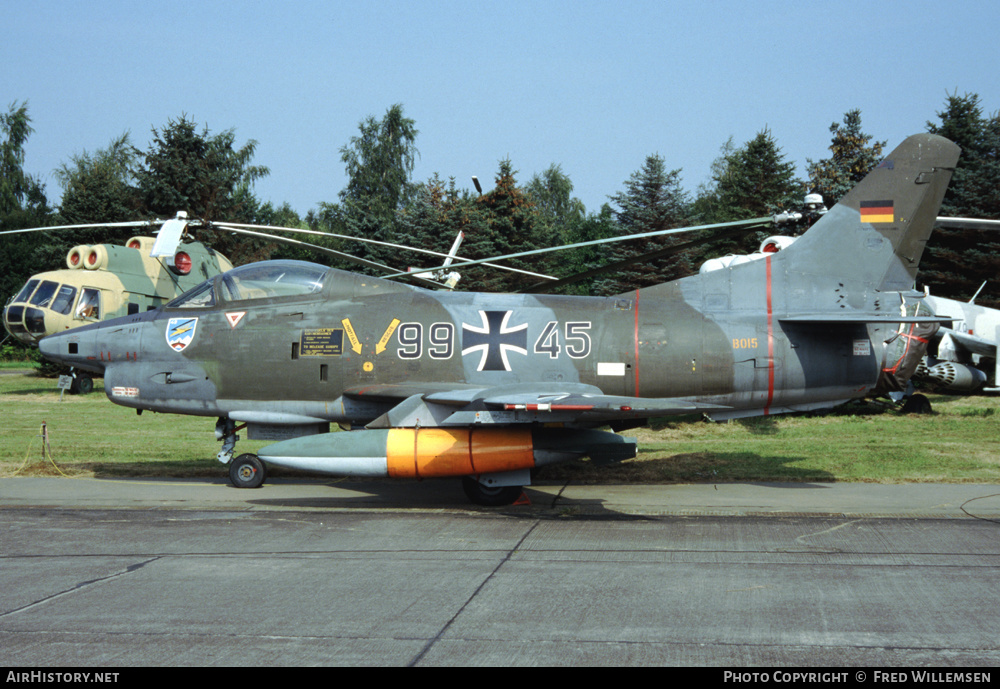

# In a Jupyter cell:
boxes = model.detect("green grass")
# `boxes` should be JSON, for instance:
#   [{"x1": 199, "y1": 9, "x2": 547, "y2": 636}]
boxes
[
  {"x1": 2, "y1": 371, "x2": 999, "y2": 483},
  {"x1": 0, "y1": 371, "x2": 273, "y2": 479},
  {"x1": 539, "y1": 397, "x2": 1000, "y2": 484}
]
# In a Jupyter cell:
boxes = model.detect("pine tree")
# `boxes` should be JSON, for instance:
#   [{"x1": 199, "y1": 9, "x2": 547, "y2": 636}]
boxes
[
  {"x1": 808, "y1": 109, "x2": 886, "y2": 207},
  {"x1": 693, "y1": 129, "x2": 802, "y2": 260},
  {"x1": 919, "y1": 93, "x2": 1000, "y2": 306},
  {"x1": 132, "y1": 115, "x2": 271, "y2": 265},
  {"x1": 596, "y1": 154, "x2": 692, "y2": 294},
  {"x1": 463, "y1": 159, "x2": 546, "y2": 292},
  {"x1": 338, "y1": 104, "x2": 419, "y2": 272}
]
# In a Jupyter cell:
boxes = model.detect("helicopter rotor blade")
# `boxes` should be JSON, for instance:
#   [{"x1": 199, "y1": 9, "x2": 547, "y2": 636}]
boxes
[
  {"x1": 0, "y1": 219, "x2": 167, "y2": 236},
  {"x1": 212, "y1": 221, "x2": 556, "y2": 281},
  {"x1": 210, "y1": 225, "x2": 447, "y2": 289},
  {"x1": 935, "y1": 217, "x2": 1000, "y2": 231},
  {"x1": 519, "y1": 220, "x2": 774, "y2": 294},
  {"x1": 383, "y1": 217, "x2": 775, "y2": 281}
]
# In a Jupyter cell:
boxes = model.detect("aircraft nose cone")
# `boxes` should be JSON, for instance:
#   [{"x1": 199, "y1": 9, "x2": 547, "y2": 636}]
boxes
[
  {"x1": 37, "y1": 322, "x2": 107, "y2": 375},
  {"x1": 38, "y1": 337, "x2": 58, "y2": 361},
  {"x1": 3, "y1": 304, "x2": 41, "y2": 345},
  {"x1": 38, "y1": 332, "x2": 62, "y2": 360}
]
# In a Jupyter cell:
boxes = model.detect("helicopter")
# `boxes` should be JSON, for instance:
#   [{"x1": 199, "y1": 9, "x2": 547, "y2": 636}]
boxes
[
  {"x1": 35, "y1": 133, "x2": 961, "y2": 505},
  {"x1": 2, "y1": 213, "x2": 233, "y2": 392}
]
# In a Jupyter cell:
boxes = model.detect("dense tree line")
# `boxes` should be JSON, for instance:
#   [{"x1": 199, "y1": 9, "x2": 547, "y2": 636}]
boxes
[{"x1": 2, "y1": 94, "x2": 999, "y2": 313}]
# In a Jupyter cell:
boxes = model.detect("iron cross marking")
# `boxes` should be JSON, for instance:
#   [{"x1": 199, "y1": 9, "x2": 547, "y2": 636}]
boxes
[{"x1": 461, "y1": 310, "x2": 528, "y2": 372}]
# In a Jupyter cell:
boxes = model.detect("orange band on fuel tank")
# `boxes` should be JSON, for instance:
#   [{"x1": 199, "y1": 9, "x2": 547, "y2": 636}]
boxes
[
  {"x1": 386, "y1": 428, "x2": 534, "y2": 478},
  {"x1": 468, "y1": 428, "x2": 534, "y2": 474}
]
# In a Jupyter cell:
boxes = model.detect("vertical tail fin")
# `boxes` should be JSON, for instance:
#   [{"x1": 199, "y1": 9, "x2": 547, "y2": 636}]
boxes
[{"x1": 784, "y1": 133, "x2": 960, "y2": 293}]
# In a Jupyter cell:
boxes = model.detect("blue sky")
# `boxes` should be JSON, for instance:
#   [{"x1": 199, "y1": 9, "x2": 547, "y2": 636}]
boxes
[{"x1": 6, "y1": 0, "x2": 999, "y2": 218}]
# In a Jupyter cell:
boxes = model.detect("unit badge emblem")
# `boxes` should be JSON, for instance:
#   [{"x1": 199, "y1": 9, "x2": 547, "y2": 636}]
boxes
[{"x1": 166, "y1": 317, "x2": 198, "y2": 352}]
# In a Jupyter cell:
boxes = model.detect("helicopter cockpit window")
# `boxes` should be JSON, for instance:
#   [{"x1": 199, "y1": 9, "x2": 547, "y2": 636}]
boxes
[
  {"x1": 219, "y1": 262, "x2": 328, "y2": 302},
  {"x1": 50, "y1": 285, "x2": 77, "y2": 315},
  {"x1": 29, "y1": 281, "x2": 59, "y2": 309},
  {"x1": 13, "y1": 279, "x2": 39, "y2": 304},
  {"x1": 167, "y1": 279, "x2": 216, "y2": 308},
  {"x1": 76, "y1": 288, "x2": 101, "y2": 320}
]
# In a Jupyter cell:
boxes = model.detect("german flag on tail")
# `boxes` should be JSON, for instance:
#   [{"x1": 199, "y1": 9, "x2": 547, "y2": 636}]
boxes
[{"x1": 860, "y1": 200, "x2": 894, "y2": 223}]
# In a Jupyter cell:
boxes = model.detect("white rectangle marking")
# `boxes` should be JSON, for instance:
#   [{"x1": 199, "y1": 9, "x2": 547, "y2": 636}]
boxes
[{"x1": 598, "y1": 362, "x2": 626, "y2": 376}]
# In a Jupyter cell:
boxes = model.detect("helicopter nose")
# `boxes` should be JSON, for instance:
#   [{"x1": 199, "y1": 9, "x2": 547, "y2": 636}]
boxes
[{"x1": 3, "y1": 304, "x2": 46, "y2": 344}]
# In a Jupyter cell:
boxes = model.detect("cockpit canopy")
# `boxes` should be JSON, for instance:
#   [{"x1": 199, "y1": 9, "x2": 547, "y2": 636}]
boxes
[{"x1": 167, "y1": 261, "x2": 329, "y2": 308}]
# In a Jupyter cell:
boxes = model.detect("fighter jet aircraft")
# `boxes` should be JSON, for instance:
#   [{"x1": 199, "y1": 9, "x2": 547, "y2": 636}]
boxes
[
  {"x1": 904, "y1": 217, "x2": 1000, "y2": 395},
  {"x1": 37, "y1": 133, "x2": 960, "y2": 505},
  {"x1": 911, "y1": 291, "x2": 999, "y2": 393}
]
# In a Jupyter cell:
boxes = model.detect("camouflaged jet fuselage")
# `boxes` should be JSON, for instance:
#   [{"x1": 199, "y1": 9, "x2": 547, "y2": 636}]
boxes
[{"x1": 38, "y1": 133, "x2": 962, "y2": 504}]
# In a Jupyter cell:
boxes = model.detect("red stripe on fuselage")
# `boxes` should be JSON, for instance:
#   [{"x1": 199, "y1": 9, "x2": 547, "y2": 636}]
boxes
[
  {"x1": 634, "y1": 289, "x2": 640, "y2": 396},
  {"x1": 765, "y1": 255, "x2": 775, "y2": 414}
]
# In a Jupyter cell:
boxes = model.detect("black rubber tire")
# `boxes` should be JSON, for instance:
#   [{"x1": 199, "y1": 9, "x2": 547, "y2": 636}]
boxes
[
  {"x1": 229, "y1": 453, "x2": 267, "y2": 488},
  {"x1": 901, "y1": 393, "x2": 933, "y2": 414},
  {"x1": 461, "y1": 476, "x2": 522, "y2": 506}
]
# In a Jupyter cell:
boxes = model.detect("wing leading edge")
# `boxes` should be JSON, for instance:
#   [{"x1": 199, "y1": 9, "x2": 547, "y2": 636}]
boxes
[{"x1": 347, "y1": 381, "x2": 729, "y2": 428}]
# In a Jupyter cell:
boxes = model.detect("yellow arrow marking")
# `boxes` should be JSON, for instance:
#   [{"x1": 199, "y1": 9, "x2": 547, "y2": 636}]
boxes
[
  {"x1": 342, "y1": 318, "x2": 362, "y2": 354},
  {"x1": 376, "y1": 318, "x2": 401, "y2": 354}
]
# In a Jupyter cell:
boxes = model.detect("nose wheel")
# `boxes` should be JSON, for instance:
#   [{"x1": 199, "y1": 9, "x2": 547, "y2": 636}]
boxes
[{"x1": 229, "y1": 453, "x2": 267, "y2": 488}]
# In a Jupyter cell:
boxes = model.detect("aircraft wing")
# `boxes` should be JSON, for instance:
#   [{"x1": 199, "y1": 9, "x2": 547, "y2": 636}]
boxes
[
  {"x1": 937, "y1": 327, "x2": 997, "y2": 358},
  {"x1": 347, "y1": 381, "x2": 728, "y2": 428}
]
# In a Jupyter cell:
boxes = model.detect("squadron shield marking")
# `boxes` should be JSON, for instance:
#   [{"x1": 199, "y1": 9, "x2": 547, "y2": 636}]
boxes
[{"x1": 166, "y1": 318, "x2": 198, "y2": 352}]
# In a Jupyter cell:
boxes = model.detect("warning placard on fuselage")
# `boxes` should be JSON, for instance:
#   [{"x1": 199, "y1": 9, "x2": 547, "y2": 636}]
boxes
[{"x1": 300, "y1": 328, "x2": 344, "y2": 356}]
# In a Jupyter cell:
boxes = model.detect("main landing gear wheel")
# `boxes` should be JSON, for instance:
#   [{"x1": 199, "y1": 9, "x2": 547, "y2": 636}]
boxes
[
  {"x1": 69, "y1": 375, "x2": 93, "y2": 395},
  {"x1": 901, "y1": 393, "x2": 933, "y2": 414},
  {"x1": 462, "y1": 476, "x2": 523, "y2": 506},
  {"x1": 229, "y1": 453, "x2": 267, "y2": 488}
]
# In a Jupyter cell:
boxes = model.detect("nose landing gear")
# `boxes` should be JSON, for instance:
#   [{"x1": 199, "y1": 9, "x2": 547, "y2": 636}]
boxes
[
  {"x1": 229, "y1": 452, "x2": 267, "y2": 488},
  {"x1": 216, "y1": 417, "x2": 267, "y2": 488}
]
